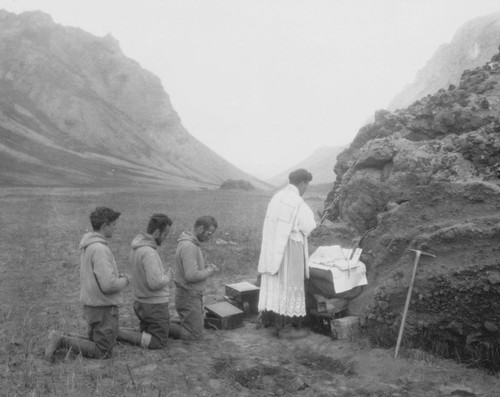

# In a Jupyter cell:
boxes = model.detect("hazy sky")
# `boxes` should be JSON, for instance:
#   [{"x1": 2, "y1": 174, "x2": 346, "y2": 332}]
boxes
[{"x1": 1, "y1": 0, "x2": 500, "y2": 178}]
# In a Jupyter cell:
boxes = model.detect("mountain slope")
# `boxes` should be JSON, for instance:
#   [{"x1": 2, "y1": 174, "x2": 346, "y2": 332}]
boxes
[
  {"x1": 0, "y1": 10, "x2": 269, "y2": 189},
  {"x1": 267, "y1": 146, "x2": 344, "y2": 187},
  {"x1": 389, "y1": 12, "x2": 500, "y2": 111}
]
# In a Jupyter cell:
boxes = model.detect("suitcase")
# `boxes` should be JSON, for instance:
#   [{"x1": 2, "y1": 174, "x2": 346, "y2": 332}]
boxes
[
  {"x1": 225, "y1": 282, "x2": 260, "y2": 314},
  {"x1": 204, "y1": 301, "x2": 244, "y2": 330}
]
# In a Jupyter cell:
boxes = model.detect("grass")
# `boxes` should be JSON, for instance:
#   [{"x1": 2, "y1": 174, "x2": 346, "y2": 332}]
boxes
[
  {"x1": 0, "y1": 187, "x2": 326, "y2": 396},
  {"x1": 4, "y1": 186, "x2": 497, "y2": 395}
]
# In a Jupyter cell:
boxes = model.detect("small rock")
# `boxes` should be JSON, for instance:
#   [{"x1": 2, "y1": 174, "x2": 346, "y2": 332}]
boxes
[
  {"x1": 141, "y1": 379, "x2": 154, "y2": 387},
  {"x1": 83, "y1": 361, "x2": 105, "y2": 371},
  {"x1": 99, "y1": 378, "x2": 115, "y2": 388},
  {"x1": 378, "y1": 300, "x2": 390, "y2": 311},
  {"x1": 439, "y1": 384, "x2": 476, "y2": 396},
  {"x1": 132, "y1": 363, "x2": 157, "y2": 375},
  {"x1": 487, "y1": 273, "x2": 500, "y2": 285},
  {"x1": 208, "y1": 378, "x2": 222, "y2": 390},
  {"x1": 261, "y1": 375, "x2": 275, "y2": 388},
  {"x1": 387, "y1": 201, "x2": 399, "y2": 211},
  {"x1": 484, "y1": 321, "x2": 498, "y2": 332},
  {"x1": 322, "y1": 219, "x2": 335, "y2": 228},
  {"x1": 446, "y1": 321, "x2": 464, "y2": 335},
  {"x1": 289, "y1": 376, "x2": 307, "y2": 391}
]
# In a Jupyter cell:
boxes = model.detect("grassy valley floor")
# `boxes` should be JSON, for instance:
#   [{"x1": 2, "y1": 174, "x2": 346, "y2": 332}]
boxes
[{"x1": 1, "y1": 187, "x2": 499, "y2": 396}]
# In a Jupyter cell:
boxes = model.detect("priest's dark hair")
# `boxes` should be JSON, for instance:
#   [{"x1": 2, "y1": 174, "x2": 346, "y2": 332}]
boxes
[{"x1": 288, "y1": 169, "x2": 313, "y2": 186}]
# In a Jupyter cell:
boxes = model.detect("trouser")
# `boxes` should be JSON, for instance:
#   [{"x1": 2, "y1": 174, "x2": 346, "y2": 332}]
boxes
[
  {"x1": 172, "y1": 287, "x2": 203, "y2": 340},
  {"x1": 63, "y1": 336, "x2": 104, "y2": 359},
  {"x1": 83, "y1": 305, "x2": 119, "y2": 358},
  {"x1": 133, "y1": 301, "x2": 170, "y2": 349}
]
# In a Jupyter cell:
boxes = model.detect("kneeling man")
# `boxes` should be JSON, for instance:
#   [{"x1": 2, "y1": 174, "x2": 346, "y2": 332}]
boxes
[
  {"x1": 170, "y1": 216, "x2": 219, "y2": 340},
  {"x1": 120, "y1": 214, "x2": 174, "y2": 349}
]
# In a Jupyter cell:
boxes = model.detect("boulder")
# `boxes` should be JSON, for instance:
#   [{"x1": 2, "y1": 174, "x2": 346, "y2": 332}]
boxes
[
  {"x1": 219, "y1": 179, "x2": 255, "y2": 191},
  {"x1": 319, "y1": 48, "x2": 500, "y2": 365}
]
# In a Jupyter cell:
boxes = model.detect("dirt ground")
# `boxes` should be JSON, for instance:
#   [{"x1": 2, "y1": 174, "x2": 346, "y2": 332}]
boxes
[
  {"x1": 35, "y1": 305, "x2": 500, "y2": 397},
  {"x1": 5, "y1": 266, "x2": 500, "y2": 397},
  {"x1": 10, "y1": 273, "x2": 500, "y2": 397},
  {"x1": 1, "y1": 188, "x2": 500, "y2": 396}
]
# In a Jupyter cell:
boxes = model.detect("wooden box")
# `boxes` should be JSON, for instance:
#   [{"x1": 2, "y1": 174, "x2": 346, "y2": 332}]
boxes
[
  {"x1": 313, "y1": 294, "x2": 349, "y2": 314},
  {"x1": 330, "y1": 316, "x2": 359, "y2": 340},
  {"x1": 225, "y1": 282, "x2": 260, "y2": 313},
  {"x1": 204, "y1": 302, "x2": 244, "y2": 330}
]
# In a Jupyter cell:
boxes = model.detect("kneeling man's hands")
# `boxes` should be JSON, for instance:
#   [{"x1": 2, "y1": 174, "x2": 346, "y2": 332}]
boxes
[
  {"x1": 207, "y1": 263, "x2": 220, "y2": 274},
  {"x1": 120, "y1": 273, "x2": 131, "y2": 285}
]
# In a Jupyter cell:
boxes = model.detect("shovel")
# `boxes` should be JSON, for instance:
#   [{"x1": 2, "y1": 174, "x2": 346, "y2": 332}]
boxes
[{"x1": 394, "y1": 248, "x2": 436, "y2": 358}]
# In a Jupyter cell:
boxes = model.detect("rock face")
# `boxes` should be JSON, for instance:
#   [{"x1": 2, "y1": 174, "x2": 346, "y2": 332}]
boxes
[
  {"x1": 320, "y1": 48, "x2": 500, "y2": 365},
  {"x1": 389, "y1": 12, "x2": 500, "y2": 111},
  {"x1": 0, "y1": 10, "x2": 267, "y2": 189}
]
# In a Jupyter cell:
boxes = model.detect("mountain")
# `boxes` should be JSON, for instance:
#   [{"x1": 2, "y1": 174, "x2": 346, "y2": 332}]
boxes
[
  {"x1": 0, "y1": 10, "x2": 269, "y2": 189},
  {"x1": 316, "y1": 46, "x2": 500, "y2": 367},
  {"x1": 267, "y1": 146, "x2": 344, "y2": 187},
  {"x1": 389, "y1": 12, "x2": 500, "y2": 111}
]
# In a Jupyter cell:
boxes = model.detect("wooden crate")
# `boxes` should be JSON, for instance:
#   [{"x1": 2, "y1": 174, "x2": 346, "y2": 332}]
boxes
[
  {"x1": 225, "y1": 282, "x2": 260, "y2": 314},
  {"x1": 204, "y1": 302, "x2": 244, "y2": 330},
  {"x1": 330, "y1": 316, "x2": 359, "y2": 340},
  {"x1": 313, "y1": 295, "x2": 349, "y2": 314}
]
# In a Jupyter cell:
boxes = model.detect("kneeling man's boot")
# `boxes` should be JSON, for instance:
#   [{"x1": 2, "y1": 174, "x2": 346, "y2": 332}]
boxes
[
  {"x1": 168, "y1": 322, "x2": 182, "y2": 339},
  {"x1": 118, "y1": 329, "x2": 151, "y2": 348},
  {"x1": 45, "y1": 330, "x2": 64, "y2": 362},
  {"x1": 45, "y1": 330, "x2": 100, "y2": 361},
  {"x1": 62, "y1": 336, "x2": 100, "y2": 358}
]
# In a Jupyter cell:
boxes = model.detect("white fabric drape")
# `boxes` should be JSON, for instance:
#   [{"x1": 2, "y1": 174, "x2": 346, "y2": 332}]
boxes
[
  {"x1": 258, "y1": 185, "x2": 316, "y2": 317},
  {"x1": 258, "y1": 239, "x2": 307, "y2": 317}
]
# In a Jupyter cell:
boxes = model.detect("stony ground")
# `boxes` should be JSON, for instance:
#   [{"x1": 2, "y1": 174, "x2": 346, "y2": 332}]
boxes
[
  {"x1": 5, "y1": 268, "x2": 500, "y2": 397},
  {"x1": 2, "y1": 188, "x2": 500, "y2": 396},
  {"x1": 37, "y1": 310, "x2": 500, "y2": 397}
]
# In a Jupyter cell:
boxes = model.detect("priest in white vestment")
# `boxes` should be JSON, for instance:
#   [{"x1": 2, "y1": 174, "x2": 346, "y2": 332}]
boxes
[{"x1": 258, "y1": 169, "x2": 316, "y2": 337}]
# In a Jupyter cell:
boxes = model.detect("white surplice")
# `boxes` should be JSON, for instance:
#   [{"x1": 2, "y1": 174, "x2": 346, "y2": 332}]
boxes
[{"x1": 258, "y1": 184, "x2": 316, "y2": 317}]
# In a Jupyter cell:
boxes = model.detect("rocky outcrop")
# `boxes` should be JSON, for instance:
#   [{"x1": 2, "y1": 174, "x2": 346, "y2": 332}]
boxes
[
  {"x1": 0, "y1": 10, "x2": 268, "y2": 189},
  {"x1": 319, "y1": 48, "x2": 500, "y2": 367},
  {"x1": 389, "y1": 12, "x2": 500, "y2": 111},
  {"x1": 219, "y1": 179, "x2": 255, "y2": 191}
]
